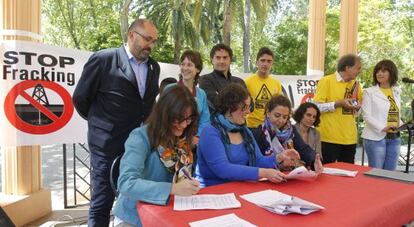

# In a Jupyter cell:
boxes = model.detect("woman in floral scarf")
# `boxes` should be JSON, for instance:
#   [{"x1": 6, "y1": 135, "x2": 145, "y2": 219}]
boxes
[
  {"x1": 113, "y1": 86, "x2": 200, "y2": 227},
  {"x1": 251, "y1": 95, "x2": 323, "y2": 172}
]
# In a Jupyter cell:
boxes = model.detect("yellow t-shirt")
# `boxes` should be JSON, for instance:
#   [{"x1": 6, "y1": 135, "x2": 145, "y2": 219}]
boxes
[
  {"x1": 379, "y1": 87, "x2": 399, "y2": 131},
  {"x1": 245, "y1": 74, "x2": 282, "y2": 128},
  {"x1": 314, "y1": 74, "x2": 363, "y2": 144}
]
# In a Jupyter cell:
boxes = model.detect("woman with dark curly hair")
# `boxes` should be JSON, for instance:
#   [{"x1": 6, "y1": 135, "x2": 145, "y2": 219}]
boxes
[
  {"x1": 293, "y1": 102, "x2": 322, "y2": 159},
  {"x1": 251, "y1": 95, "x2": 322, "y2": 172},
  {"x1": 195, "y1": 83, "x2": 287, "y2": 187}
]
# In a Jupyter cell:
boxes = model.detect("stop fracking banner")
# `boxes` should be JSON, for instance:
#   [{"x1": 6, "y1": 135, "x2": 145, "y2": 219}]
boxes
[{"x1": 0, "y1": 40, "x2": 321, "y2": 146}]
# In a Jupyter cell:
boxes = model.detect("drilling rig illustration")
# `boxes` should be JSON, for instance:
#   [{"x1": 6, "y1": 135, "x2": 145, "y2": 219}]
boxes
[{"x1": 15, "y1": 84, "x2": 64, "y2": 125}]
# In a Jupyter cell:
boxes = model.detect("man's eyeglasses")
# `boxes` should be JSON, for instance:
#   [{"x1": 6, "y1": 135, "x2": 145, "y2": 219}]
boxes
[{"x1": 133, "y1": 31, "x2": 157, "y2": 45}]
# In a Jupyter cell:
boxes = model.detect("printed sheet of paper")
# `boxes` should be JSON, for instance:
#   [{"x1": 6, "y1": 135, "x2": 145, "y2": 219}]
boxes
[
  {"x1": 285, "y1": 166, "x2": 317, "y2": 180},
  {"x1": 174, "y1": 193, "x2": 241, "y2": 211},
  {"x1": 240, "y1": 189, "x2": 324, "y2": 215},
  {"x1": 189, "y1": 213, "x2": 257, "y2": 227},
  {"x1": 323, "y1": 167, "x2": 358, "y2": 177}
]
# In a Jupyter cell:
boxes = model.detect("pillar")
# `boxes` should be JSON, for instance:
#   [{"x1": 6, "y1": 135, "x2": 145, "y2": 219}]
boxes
[
  {"x1": 306, "y1": 0, "x2": 327, "y2": 76},
  {"x1": 339, "y1": 0, "x2": 359, "y2": 56},
  {"x1": 1, "y1": 0, "x2": 51, "y2": 226}
]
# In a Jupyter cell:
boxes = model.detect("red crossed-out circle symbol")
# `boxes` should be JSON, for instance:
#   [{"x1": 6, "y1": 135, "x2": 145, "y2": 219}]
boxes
[
  {"x1": 4, "y1": 80, "x2": 74, "y2": 134},
  {"x1": 301, "y1": 93, "x2": 315, "y2": 104}
]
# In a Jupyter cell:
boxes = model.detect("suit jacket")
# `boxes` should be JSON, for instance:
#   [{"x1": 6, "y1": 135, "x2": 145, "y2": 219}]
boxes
[{"x1": 73, "y1": 46, "x2": 160, "y2": 157}]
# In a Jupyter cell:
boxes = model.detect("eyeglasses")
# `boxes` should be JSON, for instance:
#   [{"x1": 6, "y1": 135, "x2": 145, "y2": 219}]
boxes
[
  {"x1": 133, "y1": 30, "x2": 157, "y2": 45},
  {"x1": 240, "y1": 102, "x2": 254, "y2": 112},
  {"x1": 175, "y1": 115, "x2": 196, "y2": 125}
]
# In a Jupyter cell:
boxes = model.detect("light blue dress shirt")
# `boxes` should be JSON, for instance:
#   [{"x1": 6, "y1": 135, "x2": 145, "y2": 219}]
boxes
[{"x1": 124, "y1": 45, "x2": 148, "y2": 98}]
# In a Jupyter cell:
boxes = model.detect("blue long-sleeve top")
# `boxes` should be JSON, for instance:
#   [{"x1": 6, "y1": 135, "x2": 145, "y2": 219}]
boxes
[
  {"x1": 113, "y1": 126, "x2": 173, "y2": 226},
  {"x1": 195, "y1": 124, "x2": 276, "y2": 187},
  {"x1": 165, "y1": 84, "x2": 210, "y2": 135}
]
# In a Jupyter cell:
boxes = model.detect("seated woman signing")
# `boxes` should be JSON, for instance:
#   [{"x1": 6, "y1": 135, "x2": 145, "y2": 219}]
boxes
[
  {"x1": 195, "y1": 83, "x2": 287, "y2": 187},
  {"x1": 113, "y1": 86, "x2": 200, "y2": 226},
  {"x1": 251, "y1": 95, "x2": 323, "y2": 172}
]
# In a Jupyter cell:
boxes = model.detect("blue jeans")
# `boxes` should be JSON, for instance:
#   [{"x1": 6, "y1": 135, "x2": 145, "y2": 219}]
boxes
[{"x1": 363, "y1": 138, "x2": 401, "y2": 170}]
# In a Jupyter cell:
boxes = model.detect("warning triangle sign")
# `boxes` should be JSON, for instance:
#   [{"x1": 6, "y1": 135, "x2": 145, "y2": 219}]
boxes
[{"x1": 254, "y1": 84, "x2": 272, "y2": 109}]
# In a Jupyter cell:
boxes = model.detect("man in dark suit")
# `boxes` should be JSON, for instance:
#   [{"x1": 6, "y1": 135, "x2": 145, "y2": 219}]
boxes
[{"x1": 72, "y1": 19, "x2": 160, "y2": 227}]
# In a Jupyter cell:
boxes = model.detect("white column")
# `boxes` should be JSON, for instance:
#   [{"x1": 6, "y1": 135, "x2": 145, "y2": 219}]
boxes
[
  {"x1": 306, "y1": 0, "x2": 327, "y2": 76},
  {"x1": 339, "y1": 0, "x2": 359, "y2": 56},
  {"x1": 1, "y1": 0, "x2": 51, "y2": 225}
]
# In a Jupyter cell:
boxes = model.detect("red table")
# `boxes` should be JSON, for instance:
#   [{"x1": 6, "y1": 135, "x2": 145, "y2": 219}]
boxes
[{"x1": 137, "y1": 163, "x2": 414, "y2": 227}]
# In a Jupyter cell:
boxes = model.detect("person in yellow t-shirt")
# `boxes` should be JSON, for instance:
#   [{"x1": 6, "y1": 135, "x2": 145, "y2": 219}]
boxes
[
  {"x1": 245, "y1": 47, "x2": 282, "y2": 128},
  {"x1": 313, "y1": 54, "x2": 362, "y2": 164}
]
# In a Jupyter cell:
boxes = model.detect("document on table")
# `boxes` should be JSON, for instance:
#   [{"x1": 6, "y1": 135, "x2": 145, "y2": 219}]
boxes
[
  {"x1": 323, "y1": 167, "x2": 358, "y2": 177},
  {"x1": 173, "y1": 193, "x2": 241, "y2": 211},
  {"x1": 240, "y1": 189, "x2": 324, "y2": 215},
  {"x1": 285, "y1": 166, "x2": 317, "y2": 180},
  {"x1": 189, "y1": 213, "x2": 257, "y2": 227}
]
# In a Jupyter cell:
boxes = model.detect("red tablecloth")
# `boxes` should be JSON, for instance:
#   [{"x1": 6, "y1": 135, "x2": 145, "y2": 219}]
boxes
[{"x1": 137, "y1": 162, "x2": 414, "y2": 227}]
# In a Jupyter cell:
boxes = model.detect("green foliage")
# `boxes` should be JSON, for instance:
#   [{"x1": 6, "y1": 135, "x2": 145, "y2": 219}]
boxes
[
  {"x1": 42, "y1": 0, "x2": 123, "y2": 51},
  {"x1": 42, "y1": 0, "x2": 414, "y2": 111},
  {"x1": 271, "y1": 17, "x2": 308, "y2": 75},
  {"x1": 41, "y1": 0, "x2": 414, "y2": 144},
  {"x1": 151, "y1": 42, "x2": 175, "y2": 64},
  {"x1": 325, "y1": 7, "x2": 340, "y2": 74},
  {"x1": 357, "y1": 0, "x2": 414, "y2": 125},
  {"x1": 136, "y1": 0, "x2": 217, "y2": 63}
]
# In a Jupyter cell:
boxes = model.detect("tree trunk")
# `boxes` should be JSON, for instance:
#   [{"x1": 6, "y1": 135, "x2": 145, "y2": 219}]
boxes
[
  {"x1": 120, "y1": 0, "x2": 132, "y2": 43},
  {"x1": 174, "y1": 36, "x2": 182, "y2": 64},
  {"x1": 243, "y1": 0, "x2": 251, "y2": 73},
  {"x1": 56, "y1": 0, "x2": 80, "y2": 49},
  {"x1": 88, "y1": 0, "x2": 98, "y2": 28},
  {"x1": 222, "y1": 0, "x2": 234, "y2": 45}
]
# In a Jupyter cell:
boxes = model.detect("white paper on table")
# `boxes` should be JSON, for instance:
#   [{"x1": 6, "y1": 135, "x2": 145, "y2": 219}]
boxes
[
  {"x1": 285, "y1": 166, "x2": 317, "y2": 180},
  {"x1": 174, "y1": 193, "x2": 241, "y2": 211},
  {"x1": 189, "y1": 213, "x2": 257, "y2": 227},
  {"x1": 240, "y1": 189, "x2": 324, "y2": 215},
  {"x1": 323, "y1": 167, "x2": 358, "y2": 177}
]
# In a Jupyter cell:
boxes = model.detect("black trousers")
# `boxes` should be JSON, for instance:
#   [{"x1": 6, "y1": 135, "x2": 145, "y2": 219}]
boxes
[
  {"x1": 321, "y1": 142, "x2": 356, "y2": 164},
  {"x1": 88, "y1": 151, "x2": 117, "y2": 227}
]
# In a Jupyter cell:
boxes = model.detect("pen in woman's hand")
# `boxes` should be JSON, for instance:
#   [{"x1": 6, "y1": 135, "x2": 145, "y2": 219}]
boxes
[{"x1": 182, "y1": 168, "x2": 192, "y2": 179}]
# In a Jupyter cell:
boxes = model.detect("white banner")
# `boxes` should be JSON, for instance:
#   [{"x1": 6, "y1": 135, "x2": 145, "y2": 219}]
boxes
[{"x1": 0, "y1": 40, "x2": 321, "y2": 146}]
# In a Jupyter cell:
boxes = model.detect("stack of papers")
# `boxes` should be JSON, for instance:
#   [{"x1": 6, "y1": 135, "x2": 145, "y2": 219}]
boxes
[
  {"x1": 323, "y1": 167, "x2": 358, "y2": 177},
  {"x1": 240, "y1": 190, "x2": 324, "y2": 215},
  {"x1": 174, "y1": 193, "x2": 241, "y2": 211},
  {"x1": 285, "y1": 166, "x2": 317, "y2": 180},
  {"x1": 189, "y1": 213, "x2": 257, "y2": 227}
]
